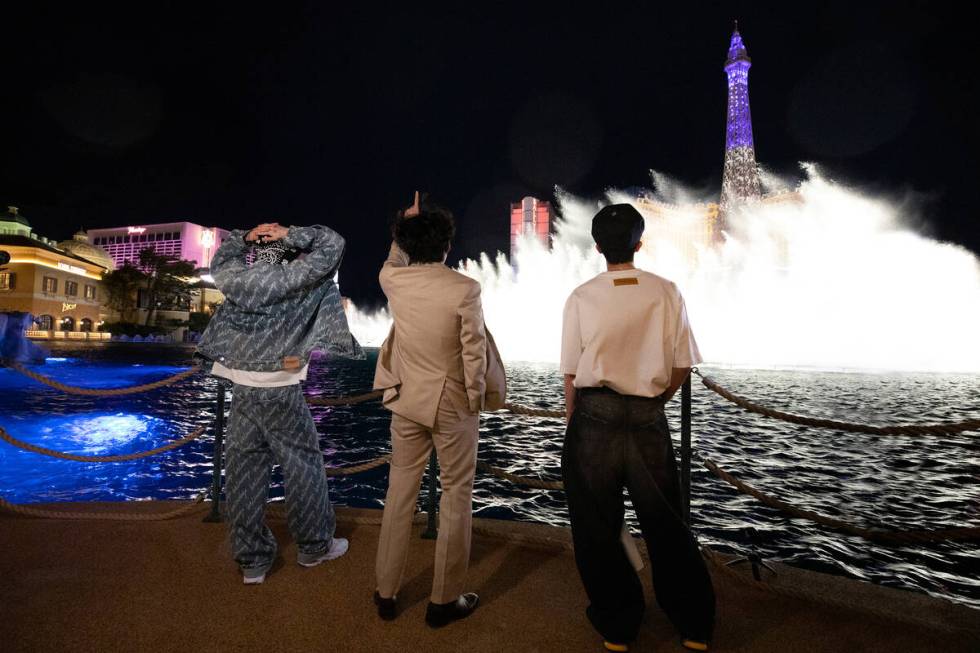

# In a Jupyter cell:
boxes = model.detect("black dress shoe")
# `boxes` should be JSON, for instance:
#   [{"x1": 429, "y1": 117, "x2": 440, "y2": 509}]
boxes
[
  {"x1": 373, "y1": 591, "x2": 397, "y2": 621},
  {"x1": 425, "y1": 592, "x2": 480, "y2": 628}
]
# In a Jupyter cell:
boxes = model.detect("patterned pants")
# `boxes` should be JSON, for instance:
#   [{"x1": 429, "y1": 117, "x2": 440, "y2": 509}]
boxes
[{"x1": 224, "y1": 383, "x2": 336, "y2": 572}]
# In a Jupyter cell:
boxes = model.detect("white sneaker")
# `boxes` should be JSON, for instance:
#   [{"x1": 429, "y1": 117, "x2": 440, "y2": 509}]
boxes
[
  {"x1": 297, "y1": 537, "x2": 349, "y2": 567},
  {"x1": 242, "y1": 569, "x2": 267, "y2": 585}
]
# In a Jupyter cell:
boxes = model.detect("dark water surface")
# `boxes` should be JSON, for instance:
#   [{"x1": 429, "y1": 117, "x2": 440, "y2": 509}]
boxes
[{"x1": 1, "y1": 342, "x2": 977, "y2": 609}]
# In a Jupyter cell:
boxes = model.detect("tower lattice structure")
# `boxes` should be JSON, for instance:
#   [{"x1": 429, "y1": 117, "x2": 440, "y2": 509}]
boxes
[{"x1": 719, "y1": 25, "x2": 763, "y2": 215}]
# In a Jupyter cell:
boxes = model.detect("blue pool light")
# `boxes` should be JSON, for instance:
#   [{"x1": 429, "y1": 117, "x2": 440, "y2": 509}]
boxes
[{"x1": 54, "y1": 413, "x2": 155, "y2": 453}]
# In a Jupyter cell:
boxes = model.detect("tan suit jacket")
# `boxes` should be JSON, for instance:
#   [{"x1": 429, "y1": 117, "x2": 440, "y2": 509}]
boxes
[{"x1": 373, "y1": 243, "x2": 506, "y2": 428}]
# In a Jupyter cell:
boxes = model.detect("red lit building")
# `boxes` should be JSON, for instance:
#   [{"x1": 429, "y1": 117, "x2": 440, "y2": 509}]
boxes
[{"x1": 509, "y1": 197, "x2": 554, "y2": 259}]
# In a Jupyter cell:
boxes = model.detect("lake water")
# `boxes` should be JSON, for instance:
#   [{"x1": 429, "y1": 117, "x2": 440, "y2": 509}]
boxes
[{"x1": 1, "y1": 342, "x2": 977, "y2": 610}]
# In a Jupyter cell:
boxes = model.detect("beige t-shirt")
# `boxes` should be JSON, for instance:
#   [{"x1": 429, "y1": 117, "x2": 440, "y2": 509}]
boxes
[
  {"x1": 212, "y1": 361, "x2": 309, "y2": 387},
  {"x1": 560, "y1": 268, "x2": 702, "y2": 397}
]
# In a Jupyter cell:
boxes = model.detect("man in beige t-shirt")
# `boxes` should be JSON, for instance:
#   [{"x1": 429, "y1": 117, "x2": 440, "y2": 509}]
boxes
[{"x1": 560, "y1": 204, "x2": 715, "y2": 652}]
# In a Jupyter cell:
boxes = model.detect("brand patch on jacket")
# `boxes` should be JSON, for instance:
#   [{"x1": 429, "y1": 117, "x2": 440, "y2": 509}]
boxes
[
  {"x1": 282, "y1": 356, "x2": 302, "y2": 370},
  {"x1": 613, "y1": 277, "x2": 639, "y2": 286}
]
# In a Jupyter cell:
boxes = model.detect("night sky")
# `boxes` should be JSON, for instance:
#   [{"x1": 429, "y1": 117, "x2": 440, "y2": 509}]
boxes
[{"x1": 2, "y1": 2, "x2": 977, "y2": 308}]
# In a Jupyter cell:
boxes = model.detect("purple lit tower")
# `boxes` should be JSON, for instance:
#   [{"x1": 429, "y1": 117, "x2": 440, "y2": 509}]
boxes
[{"x1": 719, "y1": 24, "x2": 763, "y2": 215}]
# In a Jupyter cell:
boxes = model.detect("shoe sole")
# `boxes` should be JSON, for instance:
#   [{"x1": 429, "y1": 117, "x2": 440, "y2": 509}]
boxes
[
  {"x1": 243, "y1": 574, "x2": 265, "y2": 585},
  {"x1": 298, "y1": 539, "x2": 349, "y2": 567},
  {"x1": 425, "y1": 596, "x2": 480, "y2": 628}
]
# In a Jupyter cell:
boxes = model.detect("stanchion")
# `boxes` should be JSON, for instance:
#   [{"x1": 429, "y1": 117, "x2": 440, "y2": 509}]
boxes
[
  {"x1": 680, "y1": 374, "x2": 692, "y2": 525},
  {"x1": 421, "y1": 449, "x2": 439, "y2": 539},
  {"x1": 203, "y1": 384, "x2": 226, "y2": 523}
]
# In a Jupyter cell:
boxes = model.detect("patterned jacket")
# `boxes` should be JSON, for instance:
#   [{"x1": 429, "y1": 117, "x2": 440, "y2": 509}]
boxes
[{"x1": 195, "y1": 225, "x2": 363, "y2": 372}]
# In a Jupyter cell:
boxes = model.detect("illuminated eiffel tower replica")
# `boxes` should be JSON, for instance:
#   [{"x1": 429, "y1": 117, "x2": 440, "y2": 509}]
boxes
[
  {"x1": 719, "y1": 23, "x2": 763, "y2": 215},
  {"x1": 633, "y1": 23, "x2": 799, "y2": 256}
]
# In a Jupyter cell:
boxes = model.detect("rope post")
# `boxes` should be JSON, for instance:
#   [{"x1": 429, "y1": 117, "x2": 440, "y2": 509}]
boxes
[
  {"x1": 421, "y1": 449, "x2": 439, "y2": 540},
  {"x1": 203, "y1": 384, "x2": 226, "y2": 523},
  {"x1": 680, "y1": 374, "x2": 692, "y2": 525}
]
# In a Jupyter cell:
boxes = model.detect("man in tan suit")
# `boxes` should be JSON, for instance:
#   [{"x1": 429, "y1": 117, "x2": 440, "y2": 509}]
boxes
[{"x1": 373, "y1": 192, "x2": 504, "y2": 628}]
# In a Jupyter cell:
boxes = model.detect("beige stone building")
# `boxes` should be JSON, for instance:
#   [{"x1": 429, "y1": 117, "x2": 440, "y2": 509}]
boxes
[{"x1": 0, "y1": 207, "x2": 111, "y2": 339}]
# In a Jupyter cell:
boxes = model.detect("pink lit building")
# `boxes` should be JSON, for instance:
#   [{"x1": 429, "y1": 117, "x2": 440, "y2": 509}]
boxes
[
  {"x1": 86, "y1": 222, "x2": 231, "y2": 270},
  {"x1": 509, "y1": 197, "x2": 554, "y2": 259}
]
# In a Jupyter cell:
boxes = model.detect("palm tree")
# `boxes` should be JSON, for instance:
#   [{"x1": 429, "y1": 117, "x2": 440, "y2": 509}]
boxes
[
  {"x1": 137, "y1": 248, "x2": 197, "y2": 327},
  {"x1": 101, "y1": 262, "x2": 145, "y2": 323}
]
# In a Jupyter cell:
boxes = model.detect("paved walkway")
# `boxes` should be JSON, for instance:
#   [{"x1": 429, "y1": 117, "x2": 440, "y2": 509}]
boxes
[{"x1": 1, "y1": 503, "x2": 977, "y2": 652}]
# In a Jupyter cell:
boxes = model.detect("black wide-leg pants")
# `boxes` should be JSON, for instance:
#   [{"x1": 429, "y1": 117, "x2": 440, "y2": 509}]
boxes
[{"x1": 561, "y1": 387, "x2": 715, "y2": 644}]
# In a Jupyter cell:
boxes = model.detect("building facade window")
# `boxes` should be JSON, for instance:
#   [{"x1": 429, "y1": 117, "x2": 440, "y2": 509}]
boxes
[
  {"x1": 84, "y1": 284, "x2": 97, "y2": 300},
  {"x1": 80, "y1": 318, "x2": 93, "y2": 332},
  {"x1": 42, "y1": 277, "x2": 58, "y2": 294},
  {"x1": 65, "y1": 280, "x2": 79, "y2": 296},
  {"x1": 0, "y1": 272, "x2": 14, "y2": 290},
  {"x1": 36, "y1": 315, "x2": 53, "y2": 330},
  {"x1": 61, "y1": 316, "x2": 75, "y2": 331}
]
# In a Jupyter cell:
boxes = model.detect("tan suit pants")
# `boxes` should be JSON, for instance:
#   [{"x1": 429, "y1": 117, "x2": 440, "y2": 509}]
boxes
[{"x1": 375, "y1": 391, "x2": 479, "y2": 604}]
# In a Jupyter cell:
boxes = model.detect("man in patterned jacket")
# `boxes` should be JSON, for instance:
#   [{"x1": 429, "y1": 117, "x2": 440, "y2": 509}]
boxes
[{"x1": 196, "y1": 221, "x2": 362, "y2": 585}]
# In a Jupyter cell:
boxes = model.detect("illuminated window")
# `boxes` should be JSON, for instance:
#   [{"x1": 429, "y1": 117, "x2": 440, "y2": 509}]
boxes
[
  {"x1": 0, "y1": 272, "x2": 13, "y2": 290},
  {"x1": 42, "y1": 277, "x2": 58, "y2": 293},
  {"x1": 36, "y1": 314, "x2": 53, "y2": 330},
  {"x1": 84, "y1": 284, "x2": 96, "y2": 300},
  {"x1": 65, "y1": 280, "x2": 79, "y2": 296}
]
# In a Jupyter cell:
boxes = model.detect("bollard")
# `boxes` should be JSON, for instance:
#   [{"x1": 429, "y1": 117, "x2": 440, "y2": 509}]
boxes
[
  {"x1": 203, "y1": 384, "x2": 226, "y2": 523},
  {"x1": 420, "y1": 448, "x2": 439, "y2": 539},
  {"x1": 680, "y1": 374, "x2": 692, "y2": 525}
]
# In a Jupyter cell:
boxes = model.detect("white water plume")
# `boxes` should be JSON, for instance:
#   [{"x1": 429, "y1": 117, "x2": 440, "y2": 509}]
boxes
[{"x1": 348, "y1": 166, "x2": 980, "y2": 373}]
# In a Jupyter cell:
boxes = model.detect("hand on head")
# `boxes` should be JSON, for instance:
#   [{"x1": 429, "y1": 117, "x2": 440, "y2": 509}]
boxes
[{"x1": 246, "y1": 223, "x2": 289, "y2": 243}]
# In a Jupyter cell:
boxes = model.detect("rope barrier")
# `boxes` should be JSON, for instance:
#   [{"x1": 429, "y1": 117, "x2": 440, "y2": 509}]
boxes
[
  {"x1": 305, "y1": 391, "x2": 567, "y2": 420},
  {"x1": 0, "y1": 493, "x2": 207, "y2": 521},
  {"x1": 701, "y1": 456, "x2": 980, "y2": 544},
  {"x1": 694, "y1": 370, "x2": 980, "y2": 437},
  {"x1": 501, "y1": 403, "x2": 565, "y2": 418},
  {"x1": 4, "y1": 359, "x2": 977, "y2": 551},
  {"x1": 476, "y1": 461, "x2": 564, "y2": 490},
  {"x1": 324, "y1": 455, "x2": 391, "y2": 476},
  {"x1": 0, "y1": 424, "x2": 208, "y2": 463},
  {"x1": 5, "y1": 360, "x2": 201, "y2": 396}
]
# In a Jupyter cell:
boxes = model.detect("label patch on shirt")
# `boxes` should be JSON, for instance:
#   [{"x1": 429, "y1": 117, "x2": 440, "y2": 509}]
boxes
[{"x1": 613, "y1": 277, "x2": 639, "y2": 286}]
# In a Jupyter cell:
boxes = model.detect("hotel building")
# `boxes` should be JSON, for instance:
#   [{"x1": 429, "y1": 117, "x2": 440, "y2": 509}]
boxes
[
  {"x1": 633, "y1": 196, "x2": 720, "y2": 261},
  {"x1": 0, "y1": 207, "x2": 111, "y2": 337},
  {"x1": 86, "y1": 222, "x2": 231, "y2": 270},
  {"x1": 84, "y1": 222, "x2": 231, "y2": 335},
  {"x1": 510, "y1": 197, "x2": 554, "y2": 258}
]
